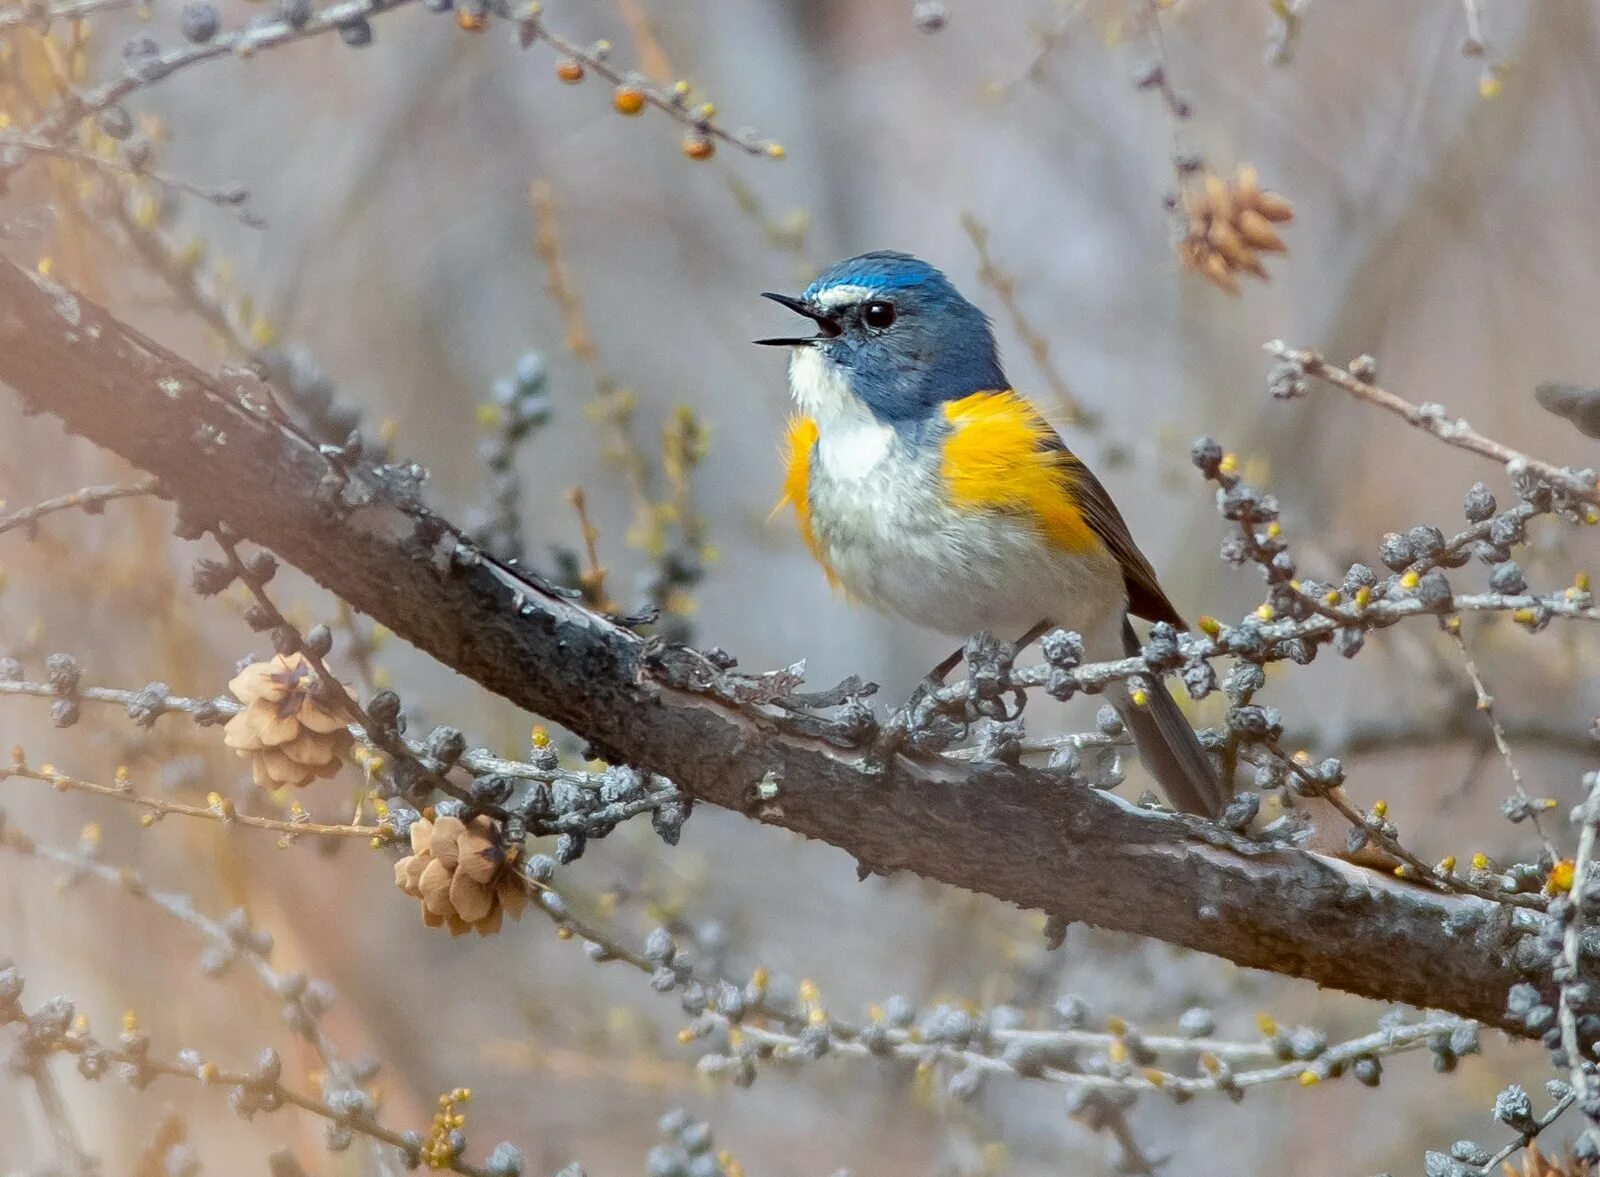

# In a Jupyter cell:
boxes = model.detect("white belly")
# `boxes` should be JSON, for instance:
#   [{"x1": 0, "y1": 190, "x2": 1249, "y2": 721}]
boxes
[
  {"x1": 787, "y1": 346, "x2": 1125, "y2": 646},
  {"x1": 807, "y1": 425, "x2": 1125, "y2": 642}
]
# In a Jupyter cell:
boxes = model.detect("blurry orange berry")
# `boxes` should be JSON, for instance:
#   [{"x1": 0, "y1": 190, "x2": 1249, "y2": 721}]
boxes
[
  {"x1": 456, "y1": 7, "x2": 486, "y2": 31},
  {"x1": 682, "y1": 134, "x2": 714, "y2": 160},
  {"x1": 555, "y1": 57, "x2": 584, "y2": 83},
  {"x1": 613, "y1": 85, "x2": 646, "y2": 115}
]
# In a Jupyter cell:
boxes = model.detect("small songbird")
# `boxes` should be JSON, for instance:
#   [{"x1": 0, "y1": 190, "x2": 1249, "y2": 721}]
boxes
[{"x1": 758, "y1": 250, "x2": 1228, "y2": 818}]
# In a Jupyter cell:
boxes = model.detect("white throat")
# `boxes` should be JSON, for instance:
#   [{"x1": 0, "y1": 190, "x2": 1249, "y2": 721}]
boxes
[{"x1": 787, "y1": 347, "x2": 897, "y2": 482}]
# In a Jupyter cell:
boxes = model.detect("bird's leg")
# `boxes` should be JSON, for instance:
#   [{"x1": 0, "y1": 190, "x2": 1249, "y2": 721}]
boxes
[
  {"x1": 865, "y1": 622, "x2": 1050, "y2": 777},
  {"x1": 1015, "y1": 618, "x2": 1053, "y2": 653},
  {"x1": 865, "y1": 645, "x2": 965, "y2": 776}
]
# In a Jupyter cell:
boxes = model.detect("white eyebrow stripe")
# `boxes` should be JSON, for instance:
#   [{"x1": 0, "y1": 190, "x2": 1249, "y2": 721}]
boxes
[{"x1": 813, "y1": 284, "x2": 876, "y2": 310}]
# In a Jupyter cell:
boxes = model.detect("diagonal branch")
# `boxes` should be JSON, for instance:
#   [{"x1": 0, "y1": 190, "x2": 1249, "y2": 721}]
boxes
[{"x1": 0, "y1": 257, "x2": 1546, "y2": 1034}]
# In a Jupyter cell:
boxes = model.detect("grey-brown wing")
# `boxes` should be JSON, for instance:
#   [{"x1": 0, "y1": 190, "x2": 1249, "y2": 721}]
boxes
[{"x1": 1042, "y1": 434, "x2": 1187, "y2": 629}]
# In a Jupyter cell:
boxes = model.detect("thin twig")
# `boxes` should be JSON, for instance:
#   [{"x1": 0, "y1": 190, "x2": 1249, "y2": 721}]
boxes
[
  {"x1": 961, "y1": 212, "x2": 1095, "y2": 428},
  {"x1": 0, "y1": 822, "x2": 363, "y2": 1102},
  {"x1": 0, "y1": 132, "x2": 260, "y2": 223},
  {"x1": 520, "y1": 13, "x2": 783, "y2": 158},
  {"x1": 0, "y1": 480, "x2": 157, "y2": 539},
  {"x1": 1447, "y1": 624, "x2": 1557, "y2": 856},
  {"x1": 5, "y1": 1019, "x2": 496, "y2": 1177},
  {"x1": 1558, "y1": 776, "x2": 1600, "y2": 1111},
  {"x1": 1267, "y1": 343, "x2": 1600, "y2": 511},
  {"x1": 26, "y1": 1063, "x2": 96, "y2": 1177},
  {"x1": 0, "y1": 762, "x2": 391, "y2": 841},
  {"x1": 0, "y1": 0, "x2": 134, "y2": 27}
]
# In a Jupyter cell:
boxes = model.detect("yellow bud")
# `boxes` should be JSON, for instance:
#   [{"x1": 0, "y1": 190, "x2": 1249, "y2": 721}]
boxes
[
  {"x1": 1355, "y1": 586, "x2": 1372, "y2": 608},
  {"x1": 1472, "y1": 852, "x2": 1489, "y2": 870},
  {"x1": 36, "y1": 256, "x2": 53, "y2": 277},
  {"x1": 531, "y1": 726, "x2": 551, "y2": 747},
  {"x1": 476, "y1": 403, "x2": 503, "y2": 428},
  {"x1": 1577, "y1": 571, "x2": 1591, "y2": 592},
  {"x1": 1371, "y1": 799, "x2": 1388, "y2": 818},
  {"x1": 1198, "y1": 615, "x2": 1221, "y2": 637},
  {"x1": 1255, "y1": 603, "x2": 1275, "y2": 622},
  {"x1": 1130, "y1": 688, "x2": 1148, "y2": 707},
  {"x1": 122, "y1": 1009, "x2": 139, "y2": 1032},
  {"x1": 1400, "y1": 570, "x2": 1420, "y2": 590},
  {"x1": 1266, "y1": 522, "x2": 1282, "y2": 540},
  {"x1": 1438, "y1": 856, "x2": 1456, "y2": 873},
  {"x1": 750, "y1": 966, "x2": 769, "y2": 992},
  {"x1": 765, "y1": 143, "x2": 786, "y2": 159},
  {"x1": 1256, "y1": 1012, "x2": 1278, "y2": 1037},
  {"x1": 1107, "y1": 1039, "x2": 1128, "y2": 1064},
  {"x1": 1298, "y1": 1069, "x2": 1319, "y2": 1086},
  {"x1": 1548, "y1": 859, "x2": 1576, "y2": 894},
  {"x1": 1218, "y1": 453, "x2": 1238, "y2": 475},
  {"x1": 1479, "y1": 73, "x2": 1502, "y2": 99}
]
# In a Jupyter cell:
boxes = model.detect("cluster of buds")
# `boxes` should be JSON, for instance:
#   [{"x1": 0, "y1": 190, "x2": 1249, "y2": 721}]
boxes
[
  {"x1": 394, "y1": 814, "x2": 527, "y2": 935},
  {"x1": 222, "y1": 653, "x2": 352, "y2": 788},
  {"x1": 1178, "y1": 165, "x2": 1293, "y2": 295}
]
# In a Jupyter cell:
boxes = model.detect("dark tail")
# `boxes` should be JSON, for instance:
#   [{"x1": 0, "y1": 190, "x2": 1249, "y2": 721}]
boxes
[{"x1": 1116, "y1": 617, "x2": 1230, "y2": 818}]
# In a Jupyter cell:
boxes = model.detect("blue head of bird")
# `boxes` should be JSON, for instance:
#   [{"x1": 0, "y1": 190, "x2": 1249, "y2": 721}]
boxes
[{"x1": 758, "y1": 251, "x2": 1006, "y2": 430}]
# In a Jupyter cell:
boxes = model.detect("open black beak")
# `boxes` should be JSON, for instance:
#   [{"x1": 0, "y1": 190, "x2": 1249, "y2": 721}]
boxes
[{"x1": 755, "y1": 292, "x2": 841, "y2": 346}]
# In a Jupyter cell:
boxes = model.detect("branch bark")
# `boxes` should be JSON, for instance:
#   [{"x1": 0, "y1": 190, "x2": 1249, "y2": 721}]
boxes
[{"x1": 0, "y1": 258, "x2": 1538, "y2": 1034}]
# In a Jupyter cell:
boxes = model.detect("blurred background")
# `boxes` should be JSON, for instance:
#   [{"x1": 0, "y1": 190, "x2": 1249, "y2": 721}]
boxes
[{"x1": 4, "y1": 1, "x2": 1600, "y2": 1173}]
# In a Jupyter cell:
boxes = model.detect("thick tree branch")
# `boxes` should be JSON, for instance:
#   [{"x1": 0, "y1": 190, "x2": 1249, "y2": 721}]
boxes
[{"x1": 0, "y1": 259, "x2": 1542, "y2": 1033}]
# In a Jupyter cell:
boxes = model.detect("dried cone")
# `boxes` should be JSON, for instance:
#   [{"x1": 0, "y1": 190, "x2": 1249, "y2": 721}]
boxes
[
  {"x1": 1503, "y1": 1145, "x2": 1595, "y2": 1177},
  {"x1": 1179, "y1": 164, "x2": 1293, "y2": 296},
  {"x1": 222, "y1": 653, "x2": 353, "y2": 789},
  {"x1": 394, "y1": 815, "x2": 527, "y2": 936}
]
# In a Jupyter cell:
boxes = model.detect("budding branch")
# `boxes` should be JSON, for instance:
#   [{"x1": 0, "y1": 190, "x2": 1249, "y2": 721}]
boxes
[{"x1": 0, "y1": 257, "x2": 1541, "y2": 1034}]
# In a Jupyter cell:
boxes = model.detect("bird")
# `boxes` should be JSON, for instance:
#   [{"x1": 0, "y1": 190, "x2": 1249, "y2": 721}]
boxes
[{"x1": 757, "y1": 250, "x2": 1229, "y2": 818}]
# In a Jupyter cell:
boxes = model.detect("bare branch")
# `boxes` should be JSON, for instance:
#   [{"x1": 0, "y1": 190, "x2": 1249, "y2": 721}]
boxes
[{"x1": 0, "y1": 257, "x2": 1558, "y2": 1035}]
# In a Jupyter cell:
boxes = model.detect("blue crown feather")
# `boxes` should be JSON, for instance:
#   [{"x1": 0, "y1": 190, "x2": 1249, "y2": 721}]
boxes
[{"x1": 803, "y1": 251, "x2": 942, "y2": 298}]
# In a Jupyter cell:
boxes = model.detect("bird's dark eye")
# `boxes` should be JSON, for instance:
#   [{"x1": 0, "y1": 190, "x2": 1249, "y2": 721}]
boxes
[{"x1": 861, "y1": 300, "x2": 896, "y2": 330}]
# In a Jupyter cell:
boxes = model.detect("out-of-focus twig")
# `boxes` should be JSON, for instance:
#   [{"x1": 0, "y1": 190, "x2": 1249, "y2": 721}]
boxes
[
  {"x1": 565, "y1": 486, "x2": 616, "y2": 613},
  {"x1": 0, "y1": 131, "x2": 259, "y2": 222},
  {"x1": 1265, "y1": 0, "x2": 1311, "y2": 66},
  {"x1": 984, "y1": 0, "x2": 1081, "y2": 96},
  {"x1": 520, "y1": 10, "x2": 783, "y2": 159},
  {"x1": 961, "y1": 212, "x2": 1096, "y2": 429},
  {"x1": 0, "y1": 479, "x2": 156, "y2": 539},
  {"x1": 0, "y1": 0, "x2": 134, "y2": 28},
  {"x1": 0, "y1": 760, "x2": 391, "y2": 841},
  {"x1": 26, "y1": 1061, "x2": 96, "y2": 1177},
  {"x1": 2, "y1": 995, "x2": 503, "y2": 1177}
]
